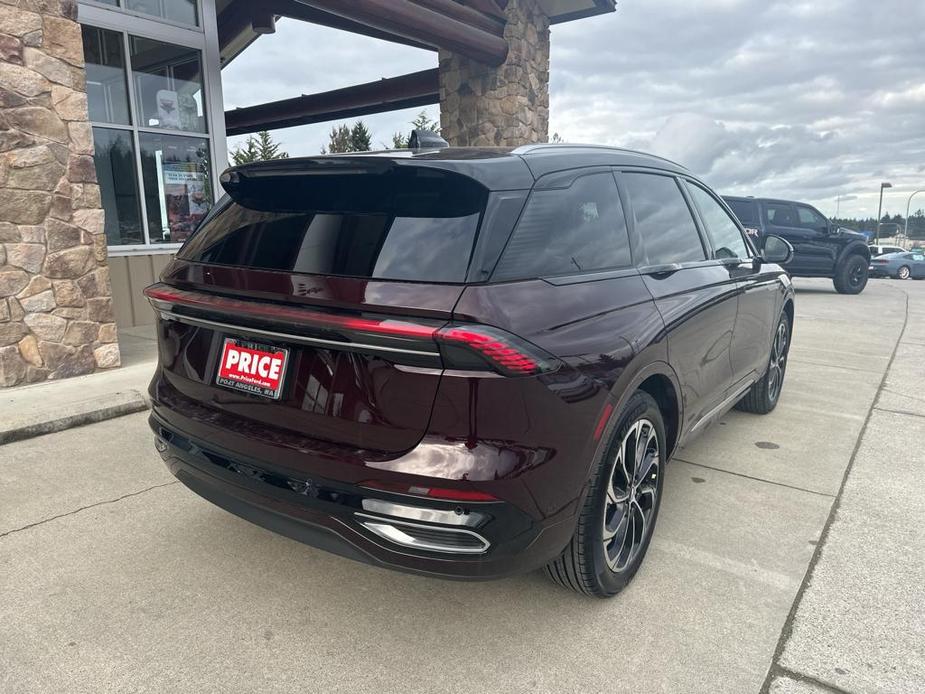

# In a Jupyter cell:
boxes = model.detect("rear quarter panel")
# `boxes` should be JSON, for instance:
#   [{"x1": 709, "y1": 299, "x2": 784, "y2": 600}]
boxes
[{"x1": 443, "y1": 274, "x2": 667, "y2": 516}]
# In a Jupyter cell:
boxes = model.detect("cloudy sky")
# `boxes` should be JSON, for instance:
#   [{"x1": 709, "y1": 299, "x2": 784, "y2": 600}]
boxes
[{"x1": 222, "y1": 0, "x2": 925, "y2": 219}]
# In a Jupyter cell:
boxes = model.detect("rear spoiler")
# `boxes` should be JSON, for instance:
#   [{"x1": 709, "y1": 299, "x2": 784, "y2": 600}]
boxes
[
  {"x1": 219, "y1": 156, "x2": 396, "y2": 198},
  {"x1": 219, "y1": 153, "x2": 534, "y2": 203}
]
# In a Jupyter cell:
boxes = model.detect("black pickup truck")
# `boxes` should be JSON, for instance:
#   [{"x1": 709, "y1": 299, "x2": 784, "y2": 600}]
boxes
[{"x1": 724, "y1": 196, "x2": 870, "y2": 294}]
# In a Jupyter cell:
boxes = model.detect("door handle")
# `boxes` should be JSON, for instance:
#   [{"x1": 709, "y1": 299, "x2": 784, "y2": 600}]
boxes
[{"x1": 645, "y1": 263, "x2": 683, "y2": 277}]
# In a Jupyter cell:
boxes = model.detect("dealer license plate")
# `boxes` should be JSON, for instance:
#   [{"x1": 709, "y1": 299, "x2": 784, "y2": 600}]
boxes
[{"x1": 216, "y1": 337, "x2": 289, "y2": 400}]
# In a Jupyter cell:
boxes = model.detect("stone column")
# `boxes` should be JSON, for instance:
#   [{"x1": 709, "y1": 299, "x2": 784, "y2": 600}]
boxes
[
  {"x1": 0, "y1": 0, "x2": 119, "y2": 387},
  {"x1": 438, "y1": 0, "x2": 550, "y2": 147}
]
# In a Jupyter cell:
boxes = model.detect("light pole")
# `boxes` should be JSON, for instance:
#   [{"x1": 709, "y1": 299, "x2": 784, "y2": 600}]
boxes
[
  {"x1": 876, "y1": 182, "x2": 893, "y2": 243},
  {"x1": 904, "y1": 189, "x2": 925, "y2": 240},
  {"x1": 835, "y1": 194, "x2": 856, "y2": 218}
]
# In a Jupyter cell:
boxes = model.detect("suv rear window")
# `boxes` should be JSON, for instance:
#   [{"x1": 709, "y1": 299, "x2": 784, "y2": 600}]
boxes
[
  {"x1": 492, "y1": 172, "x2": 630, "y2": 280},
  {"x1": 725, "y1": 198, "x2": 758, "y2": 227},
  {"x1": 179, "y1": 168, "x2": 487, "y2": 283}
]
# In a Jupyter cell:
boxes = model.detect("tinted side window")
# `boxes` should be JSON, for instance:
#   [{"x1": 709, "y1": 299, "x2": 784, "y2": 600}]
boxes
[
  {"x1": 687, "y1": 183, "x2": 749, "y2": 260},
  {"x1": 765, "y1": 203, "x2": 797, "y2": 227},
  {"x1": 492, "y1": 172, "x2": 630, "y2": 280},
  {"x1": 623, "y1": 173, "x2": 705, "y2": 266},
  {"x1": 796, "y1": 205, "x2": 827, "y2": 229}
]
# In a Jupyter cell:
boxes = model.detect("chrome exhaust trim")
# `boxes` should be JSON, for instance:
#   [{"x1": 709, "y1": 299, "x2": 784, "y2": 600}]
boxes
[
  {"x1": 355, "y1": 512, "x2": 490, "y2": 555},
  {"x1": 360, "y1": 498, "x2": 486, "y2": 527}
]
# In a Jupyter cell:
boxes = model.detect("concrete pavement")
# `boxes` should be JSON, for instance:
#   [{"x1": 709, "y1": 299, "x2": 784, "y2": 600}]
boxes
[
  {"x1": 767, "y1": 282, "x2": 925, "y2": 693},
  {"x1": 1, "y1": 278, "x2": 922, "y2": 693}
]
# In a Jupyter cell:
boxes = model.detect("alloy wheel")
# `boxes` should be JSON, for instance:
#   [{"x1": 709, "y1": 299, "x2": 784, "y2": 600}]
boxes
[
  {"x1": 849, "y1": 262, "x2": 866, "y2": 288},
  {"x1": 602, "y1": 418, "x2": 660, "y2": 572},
  {"x1": 899, "y1": 266, "x2": 911, "y2": 280},
  {"x1": 768, "y1": 318, "x2": 789, "y2": 401}
]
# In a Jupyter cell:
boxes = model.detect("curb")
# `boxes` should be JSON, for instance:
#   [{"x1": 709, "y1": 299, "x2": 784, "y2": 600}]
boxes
[{"x1": 0, "y1": 390, "x2": 151, "y2": 446}]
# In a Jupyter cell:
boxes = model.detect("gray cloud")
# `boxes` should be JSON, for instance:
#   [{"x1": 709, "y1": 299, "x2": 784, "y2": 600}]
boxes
[
  {"x1": 550, "y1": 0, "x2": 925, "y2": 216},
  {"x1": 221, "y1": 0, "x2": 925, "y2": 218}
]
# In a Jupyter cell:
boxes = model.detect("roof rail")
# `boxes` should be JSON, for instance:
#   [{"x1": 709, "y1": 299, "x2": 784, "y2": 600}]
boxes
[{"x1": 512, "y1": 143, "x2": 689, "y2": 170}]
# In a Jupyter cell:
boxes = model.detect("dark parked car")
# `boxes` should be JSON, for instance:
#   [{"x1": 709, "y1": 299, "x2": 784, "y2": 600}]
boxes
[
  {"x1": 869, "y1": 251, "x2": 925, "y2": 279},
  {"x1": 145, "y1": 144, "x2": 795, "y2": 598},
  {"x1": 723, "y1": 196, "x2": 870, "y2": 294}
]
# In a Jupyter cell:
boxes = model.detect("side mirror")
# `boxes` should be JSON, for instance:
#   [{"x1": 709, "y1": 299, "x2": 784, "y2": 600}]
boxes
[{"x1": 761, "y1": 234, "x2": 793, "y2": 265}]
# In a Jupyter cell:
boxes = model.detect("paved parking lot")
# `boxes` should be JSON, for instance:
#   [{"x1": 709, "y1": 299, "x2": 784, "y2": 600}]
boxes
[{"x1": 1, "y1": 278, "x2": 923, "y2": 693}]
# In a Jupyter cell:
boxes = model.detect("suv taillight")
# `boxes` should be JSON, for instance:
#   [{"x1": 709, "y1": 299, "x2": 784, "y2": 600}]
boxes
[{"x1": 436, "y1": 324, "x2": 558, "y2": 376}]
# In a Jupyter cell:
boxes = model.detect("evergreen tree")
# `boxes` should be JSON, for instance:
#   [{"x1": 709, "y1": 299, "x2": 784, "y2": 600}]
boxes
[
  {"x1": 230, "y1": 131, "x2": 289, "y2": 165},
  {"x1": 322, "y1": 121, "x2": 372, "y2": 153},
  {"x1": 389, "y1": 131, "x2": 408, "y2": 149},
  {"x1": 322, "y1": 124, "x2": 352, "y2": 154},
  {"x1": 349, "y1": 121, "x2": 373, "y2": 152},
  {"x1": 410, "y1": 110, "x2": 440, "y2": 134}
]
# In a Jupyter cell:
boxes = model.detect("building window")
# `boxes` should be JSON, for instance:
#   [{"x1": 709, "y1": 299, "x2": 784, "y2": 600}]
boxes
[
  {"x1": 81, "y1": 14, "x2": 215, "y2": 250},
  {"x1": 82, "y1": 25, "x2": 131, "y2": 125},
  {"x1": 87, "y1": 0, "x2": 199, "y2": 27},
  {"x1": 93, "y1": 127, "x2": 144, "y2": 245},
  {"x1": 139, "y1": 132, "x2": 211, "y2": 244},
  {"x1": 130, "y1": 36, "x2": 207, "y2": 132}
]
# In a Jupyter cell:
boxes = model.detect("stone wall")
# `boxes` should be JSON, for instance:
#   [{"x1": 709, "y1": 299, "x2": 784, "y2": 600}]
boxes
[
  {"x1": 0, "y1": 0, "x2": 119, "y2": 387},
  {"x1": 439, "y1": 0, "x2": 550, "y2": 147}
]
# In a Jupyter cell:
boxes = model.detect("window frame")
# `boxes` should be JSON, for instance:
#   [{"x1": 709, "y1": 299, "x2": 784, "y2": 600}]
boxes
[
  {"x1": 81, "y1": 0, "x2": 202, "y2": 31},
  {"x1": 615, "y1": 168, "x2": 713, "y2": 273},
  {"x1": 78, "y1": 0, "x2": 227, "y2": 256},
  {"x1": 681, "y1": 178, "x2": 754, "y2": 262}
]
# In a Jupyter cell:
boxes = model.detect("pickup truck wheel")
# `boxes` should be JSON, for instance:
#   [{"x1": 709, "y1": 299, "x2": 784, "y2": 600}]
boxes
[
  {"x1": 897, "y1": 265, "x2": 911, "y2": 280},
  {"x1": 833, "y1": 254, "x2": 869, "y2": 294},
  {"x1": 544, "y1": 391, "x2": 665, "y2": 598},
  {"x1": 736, "y1": 311, "x2": 790, "y2": 414}
]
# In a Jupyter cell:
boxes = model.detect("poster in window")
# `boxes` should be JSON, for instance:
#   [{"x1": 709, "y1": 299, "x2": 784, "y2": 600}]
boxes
[
  {"x1": 156, "y1": 89, "x2": 180, "y2": 129},
  {"x1": 162, "y1": 163, "x2": 208, "y2": 242}
]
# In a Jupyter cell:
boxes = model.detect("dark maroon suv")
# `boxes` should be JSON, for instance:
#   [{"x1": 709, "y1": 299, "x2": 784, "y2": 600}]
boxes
[{"x1": 145, "y1": 144, "x2": 795, "y2": 597}]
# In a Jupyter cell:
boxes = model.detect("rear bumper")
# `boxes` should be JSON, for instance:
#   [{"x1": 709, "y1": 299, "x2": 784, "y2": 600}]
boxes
[
  {"x1": 868, "y1": 266, "x2": 892, "y2": 278},
  {"x1": 149, "y1": 413, "x2": 576, "y2": 580}
]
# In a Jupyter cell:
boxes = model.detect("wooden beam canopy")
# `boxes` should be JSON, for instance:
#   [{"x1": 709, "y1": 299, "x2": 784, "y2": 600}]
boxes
[
  {"x1": 224, "y1": 68, "x2": 441, "y2": 136},
  {"x1": 407, "y1": 0, "x2": 505, "y2": 35},
  {"x1": 218, "y1": 0, "x2": 434, "y2": 65},
  {"x1": 293, "y1": 0, "x2": 509, "y2": 65}
]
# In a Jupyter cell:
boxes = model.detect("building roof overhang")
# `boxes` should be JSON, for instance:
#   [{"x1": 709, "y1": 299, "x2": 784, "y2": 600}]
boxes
[{"x1": 218, "y1": 0, "x2": 616, "y2": 135}]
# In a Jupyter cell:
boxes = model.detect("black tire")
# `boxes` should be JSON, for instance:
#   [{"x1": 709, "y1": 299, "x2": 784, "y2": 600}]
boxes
[
  {"x1": 897, "y1": 265, "x2": 911, "y2": 280},
  {"x1": 833, "y1": 254, "x2": 869, "y2": 294},
  {"x1": 544, "y1": 391, "x2": 666, "y2": 598},
  {"x1": 736, "y1": 310, "x2": 791, "y2": 414}
]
